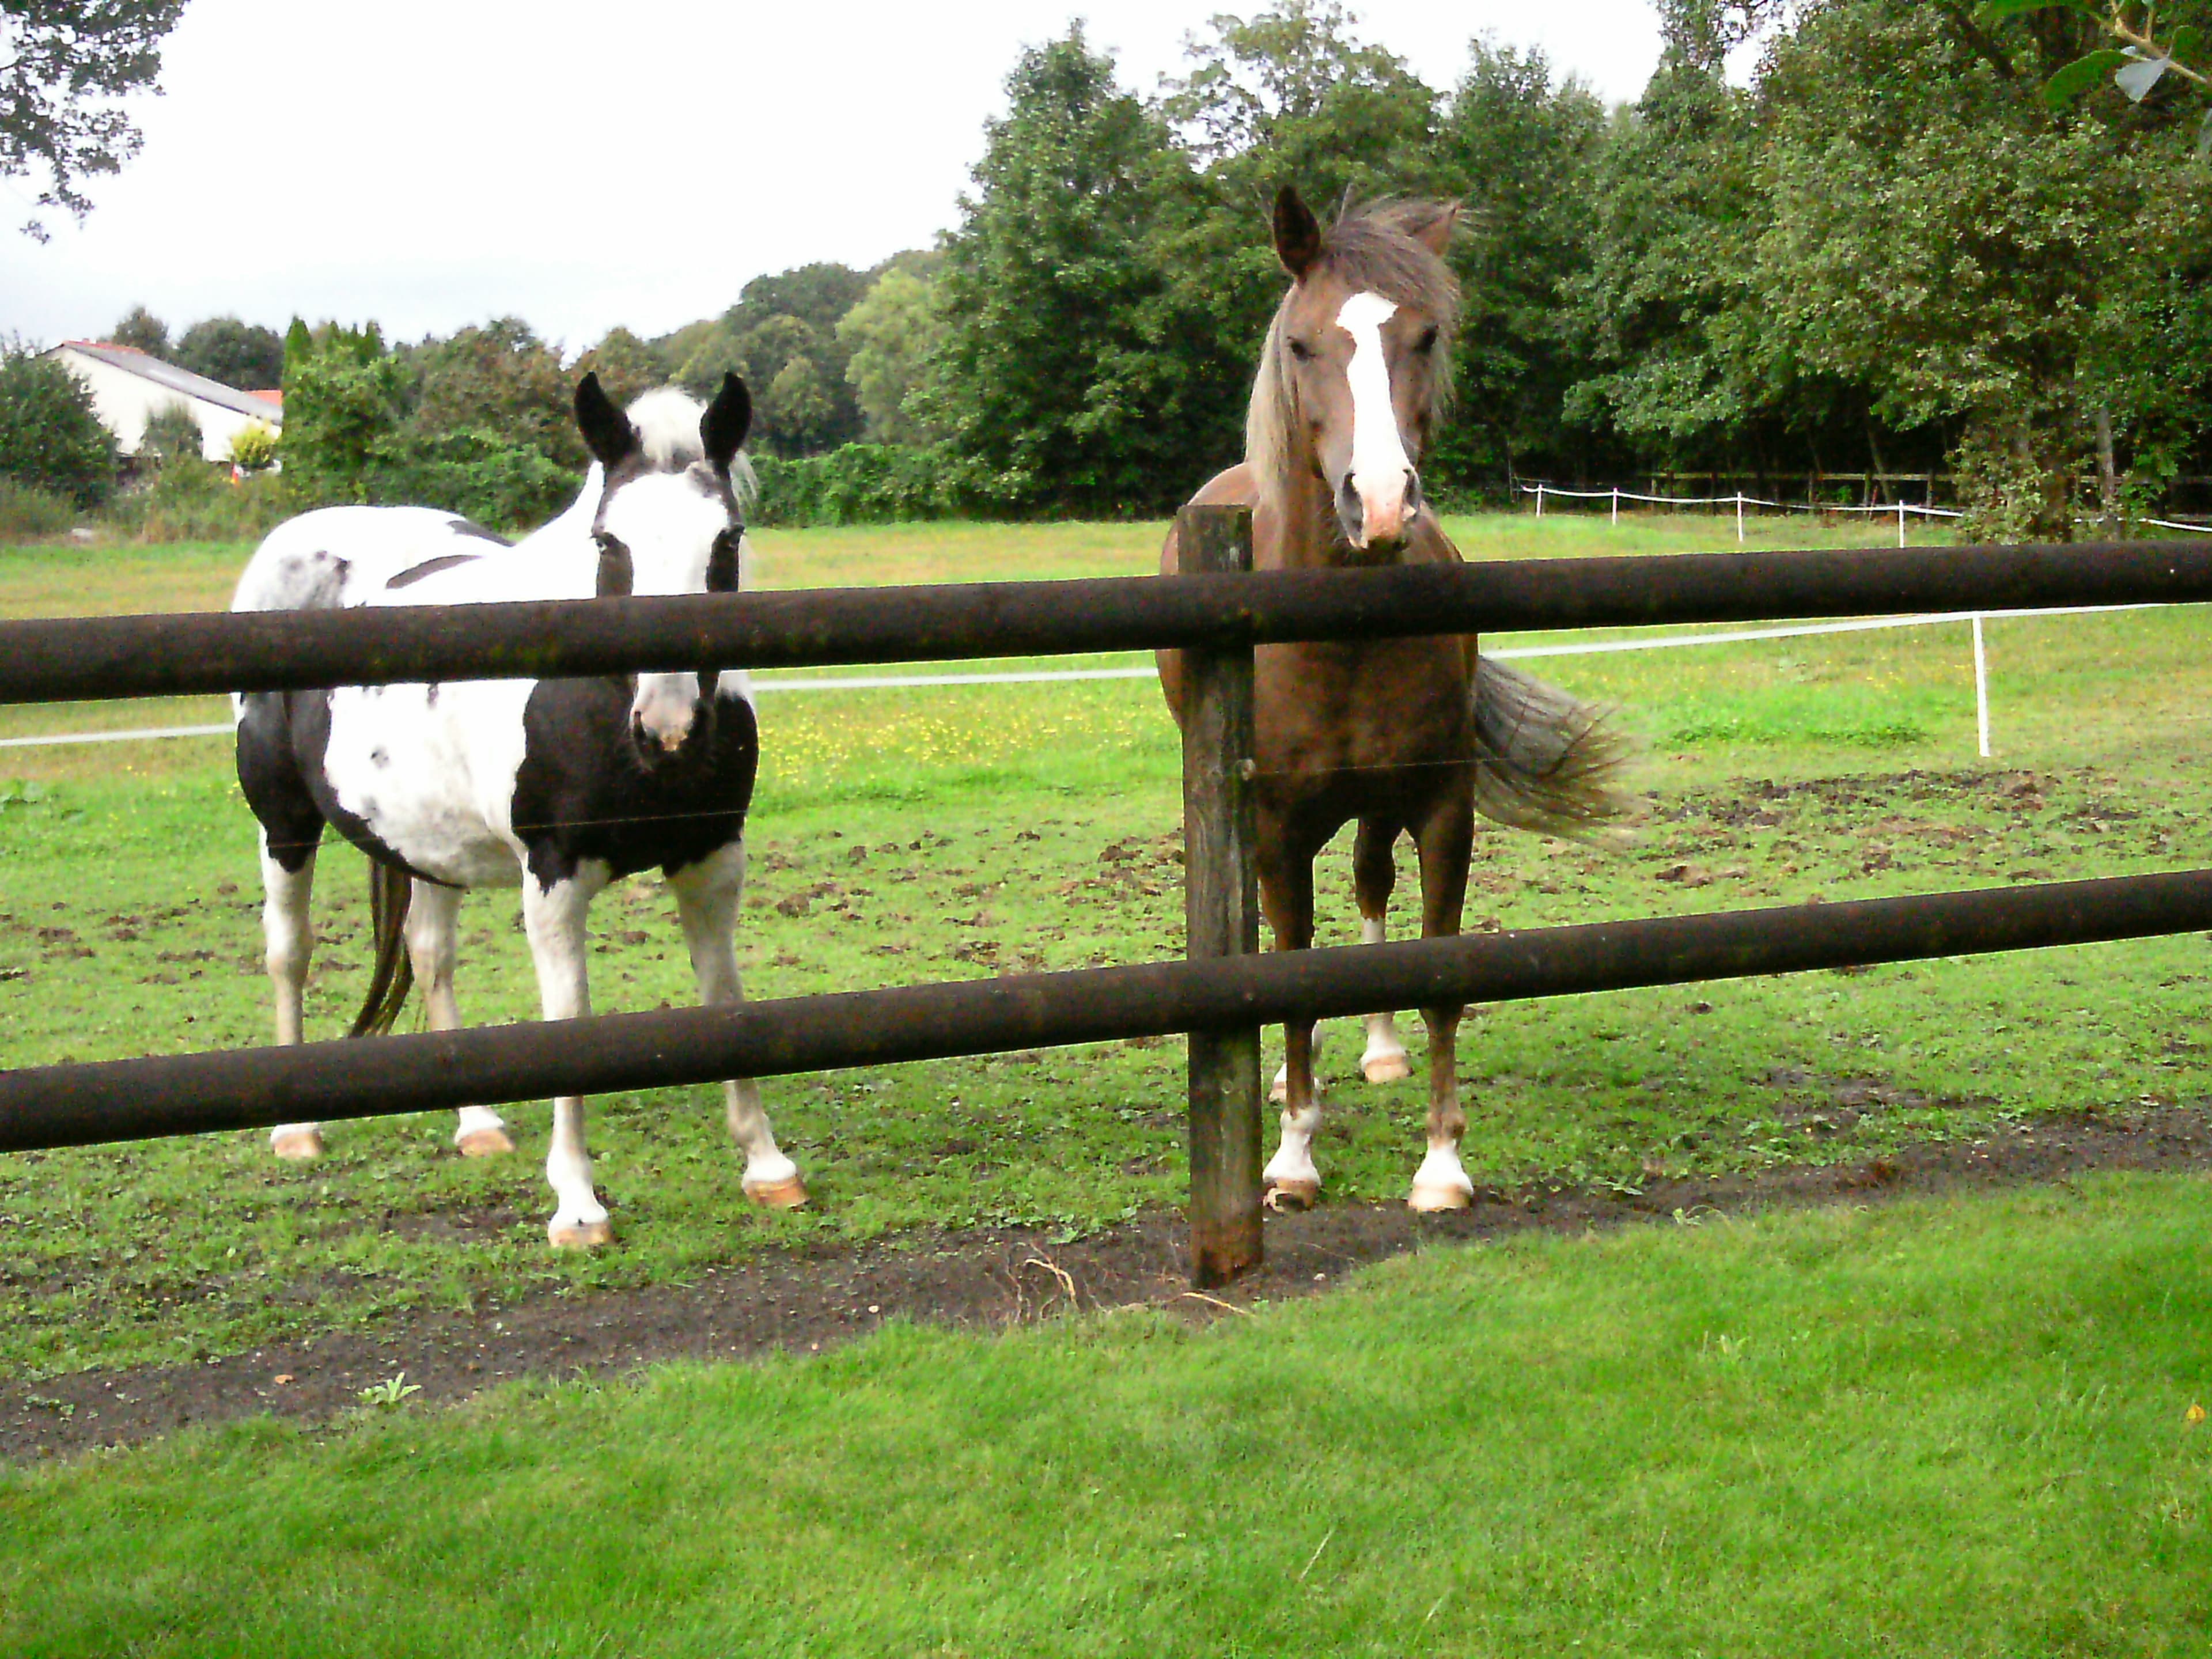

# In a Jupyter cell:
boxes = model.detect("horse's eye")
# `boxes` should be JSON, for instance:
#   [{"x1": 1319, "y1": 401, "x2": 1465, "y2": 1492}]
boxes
[
  {"x1": 1287, "y1": 338, "x2": 1313, "y2": 362},
  {"x1": 1414, "y1": 327, "x2": 1440, "y2": 355}
]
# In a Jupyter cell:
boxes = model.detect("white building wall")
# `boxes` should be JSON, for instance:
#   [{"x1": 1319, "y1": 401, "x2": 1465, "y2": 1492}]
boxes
[{"x1": 51, "y1": 349, "x2": 279, "y2": 463}]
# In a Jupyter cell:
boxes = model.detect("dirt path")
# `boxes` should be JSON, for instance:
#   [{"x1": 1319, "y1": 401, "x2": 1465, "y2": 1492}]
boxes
[{"x1": 10, "y1": 1107, "x2": 2210, "y2": 1462}]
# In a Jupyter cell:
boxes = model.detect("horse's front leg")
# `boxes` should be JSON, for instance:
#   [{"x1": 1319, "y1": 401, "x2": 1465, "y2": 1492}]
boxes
[
  {"x1": 259, "y1": 836, "x2": 325, "y2": 1162},
  {"x1": 521, "y1": 861, "x2": 613, "y2": 1248},
  {"x1": 403, "y1": 879, "x2": 512, "y2": 1157},
  {"x1": 1351, "y1": 817, "x2": 1412, "y2": 1084},
  {"x1": 666, "y1": 840, "x2": 807, "y2": 1211},
  {"x1": 1258, "y1": 831, "x2": 1324, "y2": 1210},
  {"x1": 1408, "y1": 790, "x2": 1476, "y2": 1212}
]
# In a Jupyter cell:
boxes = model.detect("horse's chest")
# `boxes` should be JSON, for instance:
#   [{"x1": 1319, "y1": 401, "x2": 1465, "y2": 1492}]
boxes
[{"x1": 1255, "y1": 642, "x2": 1469, "y2": 777}]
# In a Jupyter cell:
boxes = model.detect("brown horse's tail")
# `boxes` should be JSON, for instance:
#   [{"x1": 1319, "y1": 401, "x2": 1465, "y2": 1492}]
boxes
[
  {"x1": 1472, "y1": 656, "x2": 1642, "y2": 840},
  {"x1": 349, "y1": 862, "x2": 416, "y2": 1039}
]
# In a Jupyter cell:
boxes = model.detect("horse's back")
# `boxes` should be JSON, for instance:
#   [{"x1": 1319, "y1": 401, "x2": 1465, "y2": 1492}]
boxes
[{"x1": 232, "y1": 506, "x2": 506, "y2": 616}]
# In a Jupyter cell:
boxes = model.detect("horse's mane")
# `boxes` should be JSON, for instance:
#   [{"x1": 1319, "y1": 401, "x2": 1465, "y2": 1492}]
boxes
[
  {"x1": 624, "y1": 387, "x2": 758, "y2": 505},
  {"x1": 1247, "y1": 199, "x2": 1461, "y2": 509}
]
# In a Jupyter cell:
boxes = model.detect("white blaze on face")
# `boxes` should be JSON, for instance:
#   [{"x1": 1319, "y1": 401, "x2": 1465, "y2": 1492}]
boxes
[
  {"x1": 1336, "y1": 290, "x2": 1416, "y2": 547},
  {"x1": 599, "y1": 471, "x2": 729, "y2": 752}
]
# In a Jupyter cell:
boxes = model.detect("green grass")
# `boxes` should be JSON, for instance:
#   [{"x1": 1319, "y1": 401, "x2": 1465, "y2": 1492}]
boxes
[
  {"x1": 4, "y1": 1175, "x2": 2210, "y2": 1656},
  {"x1": 2, "y1": 518, "x2": 2210, "y2": 1381}
]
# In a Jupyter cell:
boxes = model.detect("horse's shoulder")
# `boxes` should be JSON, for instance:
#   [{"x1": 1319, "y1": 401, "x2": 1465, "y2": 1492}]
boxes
[{"x1": 1161, "y1": 465, "x2": 1262, "y2": 575}]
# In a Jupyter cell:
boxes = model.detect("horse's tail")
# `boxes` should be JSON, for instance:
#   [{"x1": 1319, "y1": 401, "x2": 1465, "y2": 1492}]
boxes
[
  {"x1": 349, "y1": 862, "x2": 415, "y2": 1039},
  {"x1": 1472, "y1": 656, "x2": 1642, "y2": 839}
]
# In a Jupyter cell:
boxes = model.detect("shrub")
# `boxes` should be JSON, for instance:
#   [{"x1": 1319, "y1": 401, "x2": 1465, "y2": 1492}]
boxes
[
  {"x1": 112, "y1": 462, "x2": 297, "y2": 543},
  {"x1": 749, "y1": 442, "x2": 1017, "y2": 528},
  {"x1": 228, "y1": 421, "x2": 279, "y2": 472},
  {"x1": 0, "y1": 348, "x2": 118, "y2": 507},
  {"x1": 373, "y1": 427, "x2": 577, "y2": 531},
  {"x1": 139, "y1": 402, "x2": 204, "y2": 464},
  {"x1": 0, "y1": 478, "x2": 77, "y2": 540}
]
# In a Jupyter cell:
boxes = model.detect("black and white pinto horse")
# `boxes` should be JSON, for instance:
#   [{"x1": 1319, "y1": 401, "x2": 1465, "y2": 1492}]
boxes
[{"x1": 231, "y1": 374, "x2": 806, "y2": 1247}]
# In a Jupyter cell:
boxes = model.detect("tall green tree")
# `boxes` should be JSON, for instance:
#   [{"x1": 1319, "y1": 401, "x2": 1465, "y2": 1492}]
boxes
[
  {"x1": 171, "y1": 317, "x2": 285, "y2": 390},
  {"x1": 1, "y1": 0, "x2": 188, "y2": 238},
  {"x1": 1427, "y1": 41, "x2": 1607, "y2": 493},
  {"x1": 109, "y1": 304, "x2": 169, "y2": 357},
  {"x1": 838, "y1": 264, "x2": 947, "y2": 446},
  {"x1": 925, "y1": 26, "x2": 1214, "y2": 513},
  {"x1": 408, "y1": 317, "x2": 581, "y2": 468},
  {"x1": 1749, "y1": 0, "x2": 2208, "y2": 537}
]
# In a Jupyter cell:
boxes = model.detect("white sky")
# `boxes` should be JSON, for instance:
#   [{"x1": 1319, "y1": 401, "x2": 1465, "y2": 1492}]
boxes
[{"x1": 5, "y1": 1, "x2": 1664, "y2": 354}]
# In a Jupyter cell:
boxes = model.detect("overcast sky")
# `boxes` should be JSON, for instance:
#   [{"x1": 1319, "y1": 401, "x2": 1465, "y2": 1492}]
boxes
[{"x1": 6, "y1": 1, "x2": 1665, "y2": 354}]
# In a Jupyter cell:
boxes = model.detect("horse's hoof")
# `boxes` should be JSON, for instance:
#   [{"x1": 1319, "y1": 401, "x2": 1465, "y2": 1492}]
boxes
[
  {"x1": 1362, "y1": 1054, "x2": 1412, "y2": 1085},
  {"x1": 548, "y1": 1218, "x2": 613, "y2": 1250},
  {"x1": 744, "y1": 1175, "x2": 810, "y2": 1211},
  {"x1": 456, "y1": 1127, "x2": 514, "y2": 1158},
  {"x1": 1264, "y1": 1179, "x2": 1321, "y2": 1213},
  {"x1": 271, "y1": 1128, "x2": 324, "y2": 1162},
  {"x1": 1407, "y1": 1182, "x2": 1474, "y2": 1214}
]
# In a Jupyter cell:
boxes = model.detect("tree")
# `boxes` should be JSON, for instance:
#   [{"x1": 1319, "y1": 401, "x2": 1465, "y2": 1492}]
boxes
[
  {"x1": 837, "y1": 265, "x2": 946, "y2": 445},
  {"x1": 668, "y1": 263, "x2": 872, "y2": 455},
  {"x1": 279, "y1": 320, "x2": 405, "y2": 502},
  {"x1": 925, "y1": 25, "x2": 1216, "y2": 513},
  {"x1": 1747, "y1": 0, "x2": 2207, "y2": 537},
  {"x1": 172, "y1": 317, "x2": 285, "y2": 389},
  {"x1": 1427, "y1": 41, "x2": 1608, "y2": 492},
  {"x1": 0, "y1": 343, "x2": 116, "y2": 504},
  {"x1": 408, "y1": 317, "x2": 581, "y2": 467},
  {"x1": 573, "y1": 326, "x2": 666, "y2": 408},
  {"x1": 110, "y1": 304, "x2": 169, "y2": 357},
  {"x1": 1, "y1": 0, "x2": 188, "y2": 238}
]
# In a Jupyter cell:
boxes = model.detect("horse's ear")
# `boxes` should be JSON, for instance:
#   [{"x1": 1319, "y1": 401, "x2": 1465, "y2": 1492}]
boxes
[
  {"x1": 1406, "y1": 201, "x2": 1462, "y2": 257},
  {"x1": 574, "y1": 372, "x2": 638, "y2": 468},
  {"x1": 1274, "y1": 184, "x2": 1323, "y2": 279},
  {"x1": 701, "y1": 372, "x2": 752, "y2": 474}
]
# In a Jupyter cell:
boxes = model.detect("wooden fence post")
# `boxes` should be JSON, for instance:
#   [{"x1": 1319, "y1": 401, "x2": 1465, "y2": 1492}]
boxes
[{"x1": 1177, "y1": 504, "x2": 1263, "y2": 1288}]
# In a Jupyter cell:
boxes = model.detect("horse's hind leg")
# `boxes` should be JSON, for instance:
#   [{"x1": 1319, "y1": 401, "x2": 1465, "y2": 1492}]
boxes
[
  {"x1": 1259, "y1": 835, "x2": 1324, "y2": 1210},
  {"x1": 668, "y1": 842, "x2": 806, "y2": 1210},
  {"x1": 521, "y1": 865, "x2": 614, "y2": 1248},
  {"x1": 259, "y1": 836, "x2": 325, "y2": 1162},
  {"x1": 403, "y1": 881, "x2": 511, "y2": 1157},
  {"x1": 1351, "y1": 818, "x2": 1412, "y2": 1084},
  {"x1": 1407, "y1": 791, "x2": 1476, "y2": 1213}
]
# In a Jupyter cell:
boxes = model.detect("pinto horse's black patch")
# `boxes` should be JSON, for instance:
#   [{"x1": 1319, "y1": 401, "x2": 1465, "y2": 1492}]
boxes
[
  {"x1": 385, "y1": 553, "x2": 482, "y2": 590},
  {"x1": 511, "y1": 680, "x2": 759, "y2": 892}
]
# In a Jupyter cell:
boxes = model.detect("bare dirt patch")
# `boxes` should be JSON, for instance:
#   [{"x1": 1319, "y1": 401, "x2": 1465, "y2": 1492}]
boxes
[{"x1": 8, "y1": 1105, "x2": 2210, "y2": 1463}]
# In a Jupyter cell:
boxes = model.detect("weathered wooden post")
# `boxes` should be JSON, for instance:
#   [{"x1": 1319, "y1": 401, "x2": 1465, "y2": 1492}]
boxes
[{"x1": 1177, "y1": 503, "x2": 1263, "y2": 1287}]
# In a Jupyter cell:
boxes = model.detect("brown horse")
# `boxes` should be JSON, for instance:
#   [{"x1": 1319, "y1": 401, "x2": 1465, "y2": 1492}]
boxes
[{"x1": 1158, "y1": 187, "x2": 1635, "y2": 1212}]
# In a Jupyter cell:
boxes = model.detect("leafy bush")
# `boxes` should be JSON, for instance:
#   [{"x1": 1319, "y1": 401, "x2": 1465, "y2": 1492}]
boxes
[
  {"x1": 0, "y1": 349, "x2": 118, "y2": 507},
  {"x1": 139, "y1": 402, "x2": 204, "y2": 464},
  {"x1": 228, "y1": 421, "x2": 279, "y2": 472},
  {"x1": 0, "y1": 478, "x2": 77, "y2": 540},
  {"x1": 372, "y1": 427, "x2": 578, "y2": 531},
  {"x1": 749, "y1": 442, "x2": 1017, "y2": 528},
  {"x1": 109, "y1": 463, "x2": 297, "y2": 543}
]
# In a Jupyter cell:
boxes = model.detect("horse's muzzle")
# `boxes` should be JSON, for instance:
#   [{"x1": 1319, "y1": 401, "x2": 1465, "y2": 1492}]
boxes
[{"x1": 1336, "y1": 467, "x2": 1424, "y2": 555}]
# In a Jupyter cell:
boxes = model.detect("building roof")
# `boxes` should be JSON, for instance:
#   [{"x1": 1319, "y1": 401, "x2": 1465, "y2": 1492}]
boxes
[
  {"x1": 51, "y1": 342, "x2": 282, "y2": 425},
  {"x1": 248, "y1": 389, "x2": 283, "y2": 408}
]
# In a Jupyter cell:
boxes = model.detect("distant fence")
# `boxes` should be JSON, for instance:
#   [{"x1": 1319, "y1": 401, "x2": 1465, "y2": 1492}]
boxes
[
  {"x1": 1522, "y1": 482, "x2": 2212, "y2": 546},
  {"x1": 3, "y1": 526, "x2": 2212, "y2": 1284}
]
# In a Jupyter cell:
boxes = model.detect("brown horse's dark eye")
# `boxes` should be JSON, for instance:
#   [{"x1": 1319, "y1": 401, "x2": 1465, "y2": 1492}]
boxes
[
  {"x1": 1414, "y1": 327, "x2": 1440, "y2": 355},
  {"x1": 594, "y1": 532, "x2": 633, "y2": 599},
  {"x1": 1287, "y1": 338, "x2": 1313, "y2": 362}
]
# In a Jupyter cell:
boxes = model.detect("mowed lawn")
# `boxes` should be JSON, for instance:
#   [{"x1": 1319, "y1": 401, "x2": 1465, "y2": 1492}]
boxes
[
  {"x1": 3, "y1": 1176, "x2": 2209, "y2": 1656},
  {"x1": 1, "y1": 514, "x2": 2210, "y2": 1381}
]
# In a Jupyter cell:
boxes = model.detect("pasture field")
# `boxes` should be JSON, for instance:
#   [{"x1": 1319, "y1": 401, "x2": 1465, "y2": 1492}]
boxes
[
  {"x1": 3, "y1": 1176, "x2": 2209, "y2": 1655},
  {"x1": 0, "y1": 512, "x2": 2208, "y2": 1391}
]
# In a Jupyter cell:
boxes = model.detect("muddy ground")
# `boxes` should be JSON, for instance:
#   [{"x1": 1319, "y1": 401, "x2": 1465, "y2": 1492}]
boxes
[{"x1": 8, "y1": 1106, "x2": 2211, "y2": 1463}]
